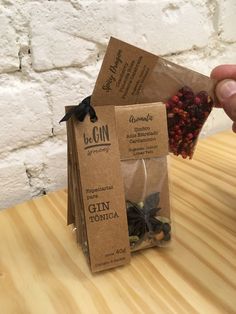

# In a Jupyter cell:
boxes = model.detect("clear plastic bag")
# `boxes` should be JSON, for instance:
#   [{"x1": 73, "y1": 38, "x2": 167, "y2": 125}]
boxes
[
  {"x1": 92, "y1": 38, "x2": 216, "y2": 159},
  {"x1": 139, "y1": 57, "x2": 215, "y2": 104},
  {"x1": 121, "y1": 157, "x2": 171, "y2": 251}
]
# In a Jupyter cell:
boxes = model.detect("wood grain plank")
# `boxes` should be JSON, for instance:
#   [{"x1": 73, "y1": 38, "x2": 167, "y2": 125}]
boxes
[{"x1": 0, "y1": 130, "x2": 236, "y2": 314}]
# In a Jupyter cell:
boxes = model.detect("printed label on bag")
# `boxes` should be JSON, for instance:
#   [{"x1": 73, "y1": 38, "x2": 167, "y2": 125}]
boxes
[
  {"x1": 116, "y1": 103, "x2": 168, "y2": 160},
  {"x1": 74, "y1": 106, "x2": 131, "y2": 272},
  {"x1": 92, "y1": 37, "x2": 157, "y2": 106},
  {"x1": 91, "y1": 37, "x2": 215, "y2": 107}
]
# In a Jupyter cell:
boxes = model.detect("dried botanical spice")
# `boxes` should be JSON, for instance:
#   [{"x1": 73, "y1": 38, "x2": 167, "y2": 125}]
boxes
[
  {"x1": 126, "y1": 192, "x2": 171, "y2": 248},
  {"x1": 166, "y1": 86, "x2": 213, "y2": 158},
  {"x1": 121, "y1": 156, "x2": 171, "y2": 251}
]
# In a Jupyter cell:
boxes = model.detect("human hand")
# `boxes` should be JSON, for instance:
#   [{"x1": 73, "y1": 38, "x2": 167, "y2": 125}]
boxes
[{"x1": 211, "y1": 65, "x2": 236, "y2": 133}]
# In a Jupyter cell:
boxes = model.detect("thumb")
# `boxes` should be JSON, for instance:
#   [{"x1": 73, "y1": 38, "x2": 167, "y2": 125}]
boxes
[{"x1": 216, "y1": 79, "x2": 236, "y2": 128}]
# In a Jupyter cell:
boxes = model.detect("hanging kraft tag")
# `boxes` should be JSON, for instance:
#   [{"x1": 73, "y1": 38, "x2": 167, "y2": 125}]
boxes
[
  {"x1": 73, "y1": 105, "x2": 131, "y2": 272},
  {"x1": 115, "y1": 102, "x2": 169, "y2": 160}
]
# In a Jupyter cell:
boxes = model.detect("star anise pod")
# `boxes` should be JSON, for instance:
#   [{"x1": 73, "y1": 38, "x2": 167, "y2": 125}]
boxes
[{"x1": 126, "y1": 192, "x2": 163, "y2": 238}]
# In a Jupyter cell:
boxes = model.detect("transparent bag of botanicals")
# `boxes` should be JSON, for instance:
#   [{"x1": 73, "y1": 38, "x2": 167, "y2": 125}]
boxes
[
  {"x1": 121, "y1": 157, "x2": 171, "y2": 251},
  {"x1": 138, "y1": 58, "x2": 215, "y2": 158},
  {"x1": 92, "y1": 38, "x2": 216, "y2": 159}
]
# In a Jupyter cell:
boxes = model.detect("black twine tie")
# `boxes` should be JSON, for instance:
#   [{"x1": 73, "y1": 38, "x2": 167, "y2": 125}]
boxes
[{"x1": 59, "y1": 96, "x2": 98, "y2": 123}]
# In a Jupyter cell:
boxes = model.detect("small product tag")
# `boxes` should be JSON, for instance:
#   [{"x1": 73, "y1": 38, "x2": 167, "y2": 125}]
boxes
[
  {"x1": 92, "y1": 37, "x2": 215, "y2": 107},
  {"x1": 73, "y1": 105, "x2": 131, "y2": 272},
  {"x1": 115, "y1": 103, "x2": 168, "y2": 160},
  {"x1": 92, "y1": 37, "x2": 157, "y2": 106}
]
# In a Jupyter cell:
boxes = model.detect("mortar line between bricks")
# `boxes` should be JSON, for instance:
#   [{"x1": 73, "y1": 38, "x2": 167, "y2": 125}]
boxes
[
  {"x1": 55, "y1": 30, "x2": 107, "y2": 48},
  {"x1": 0, "y1": 135, "x2": 67, "y2": 161},
  {"x1": 162, "y1": 38, "x2": 236, "y2": 58},
  {"x1": 31, "y1": 62, "x2": 99, "y2": 74},
  {"x1": 23, "y1": 40, "x2": 235, "y2": 74}
]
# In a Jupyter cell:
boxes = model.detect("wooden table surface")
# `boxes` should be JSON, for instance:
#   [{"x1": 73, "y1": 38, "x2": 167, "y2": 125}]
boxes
[{"x1": 0, "y1": 130, "x2": 236, "y2": 314}]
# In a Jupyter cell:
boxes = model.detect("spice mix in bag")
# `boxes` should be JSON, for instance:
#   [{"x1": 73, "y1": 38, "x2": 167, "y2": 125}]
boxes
[
  {"x1": 116, "y1": 103, "x2": 171, "y2": 251},
  {"x1": 92, "y1": 37, "x2": 215, "y2": 159},
  {"x1": 63, "y1": 100, "x2": 171, "y2": 271},
  {"x1": 62, "y1": 37, "x2": 215, "y2": 272}
]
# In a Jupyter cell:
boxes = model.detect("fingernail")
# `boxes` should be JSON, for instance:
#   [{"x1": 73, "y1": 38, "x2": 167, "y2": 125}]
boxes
[
  {"x1": 232, "y1": 122, "x2": 236, "y2": 133},
  {"x1": 216, "y1": 80, "x2": 236, "y2": 101}
]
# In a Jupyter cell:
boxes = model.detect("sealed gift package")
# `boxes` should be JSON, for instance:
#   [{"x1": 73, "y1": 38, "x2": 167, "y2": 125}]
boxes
[
  {"x1": 66, "y1": 105, "x2": 131, "y2": 272},
  {"x1": 63, "y1": 101, "x2": 171, "y2": 271},
  {"x1": 116, "y1": 103, "x2": 171, "y2": 251},
  {"x1": 91, "y1": 37, "x2": 215, "y2": 159}
]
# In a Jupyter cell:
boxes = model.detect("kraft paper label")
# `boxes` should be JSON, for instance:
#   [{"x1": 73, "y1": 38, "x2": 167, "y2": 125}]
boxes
[
  {"x1": 91, "y1": 37, "x2": 215, "y2": 106},
  {"x1": 115, "y1": 103, "x2": 168, "y2": 160},
  {"x1": 73, "y1": 106, "x2": 131, "y2": 272},
  {"x1": 92, "y1": 37, "x2": 157, "y2": 106}
]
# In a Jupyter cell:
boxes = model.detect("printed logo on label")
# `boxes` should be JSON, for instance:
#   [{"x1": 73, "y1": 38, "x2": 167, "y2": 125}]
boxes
[
  {"x1": 129, "y1": 113, "x2": 153, "y2": 123},
  {"x1": 102, "y1": 49, "x2": 123, "y2": 93},
  {"x1": 83, "y1": 125, "x2": 111, "y2": 155},
  {"x1": 88, "y1": 201, "x2": 119, "y2": 223}
]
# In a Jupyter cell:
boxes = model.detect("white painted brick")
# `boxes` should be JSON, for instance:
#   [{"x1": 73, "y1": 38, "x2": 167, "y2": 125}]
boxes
[
  {"x1": 42, "y1": 68, "x2": 100, "y2": 135},
  {"x1": 110, "y1": 0, "x2": 213, "y2": 55},
  {"x1": 28, "y1": 2, "x2": 98, "y2": 71},
  {"x1": 0, "y1": 137, "x2": 67, "y2": 209},
  {"x1": 0, "y1": 7, "x2": 19, "y2": 73},
  {"x1": 166, "y1": 43, "x2": 236, "y2": 76},
  {"x1": 219, "y1": 1, "x2": 236, "y2": 42},
  {"x1": 200, "y1": 108, "x2": 232, "y2": 138},
  {"x1": 44, "y1": 141, "x2": 67, "y2": 191},
  {"x1": 24, "y1": 138, "x2": 67, "y2": 193},
  {"x1": 28, "y1": 1, "x2": 213, "y2": 71},
  {"x1": 218, "y1": 43, "x2": 236, "y2": 64},
  {"x1": 21, "y1": 142, "x2": 67, "y2": 197},
  {"x1": 0, "y1": 160, "x2": 31, "y2": 210},
  {"x1": 0, "y1": 82, "x2": 52, "y2": 153},
  {"x1": 23, "y1": 148, "x2": 46, "y2": 197}
]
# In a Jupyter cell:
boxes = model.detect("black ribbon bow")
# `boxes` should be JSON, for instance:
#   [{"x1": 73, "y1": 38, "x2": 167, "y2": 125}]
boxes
[{"x1": 59, "y1": 95, "x2": 98, "y2": 123}]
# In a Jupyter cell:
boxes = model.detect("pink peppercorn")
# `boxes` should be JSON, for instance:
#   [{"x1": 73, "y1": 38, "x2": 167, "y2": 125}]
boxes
[
  {"x1": 165, "y1": 86, "x2": 213, "y2": 159},
  {"x1": 172, "y1": 95, "x2": 179, "y2": 103},
  {"x1": 194, "y1": 97, "x2": 201, "y2": 105}
]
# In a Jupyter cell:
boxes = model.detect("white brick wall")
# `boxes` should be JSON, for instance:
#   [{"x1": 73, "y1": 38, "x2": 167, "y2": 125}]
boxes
[
  {"x1": 218, "y1": 1, "x2": 236, "y2": 42},
  {"x1": 0, "y1": 0, "x2": 235, "y2": 209},
  {"x1": 0, "y1": 7, "x2": 19, "y2": 73},
  {"x1": 0, "y1": 81, "x2": 51, "y2": 153}
]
